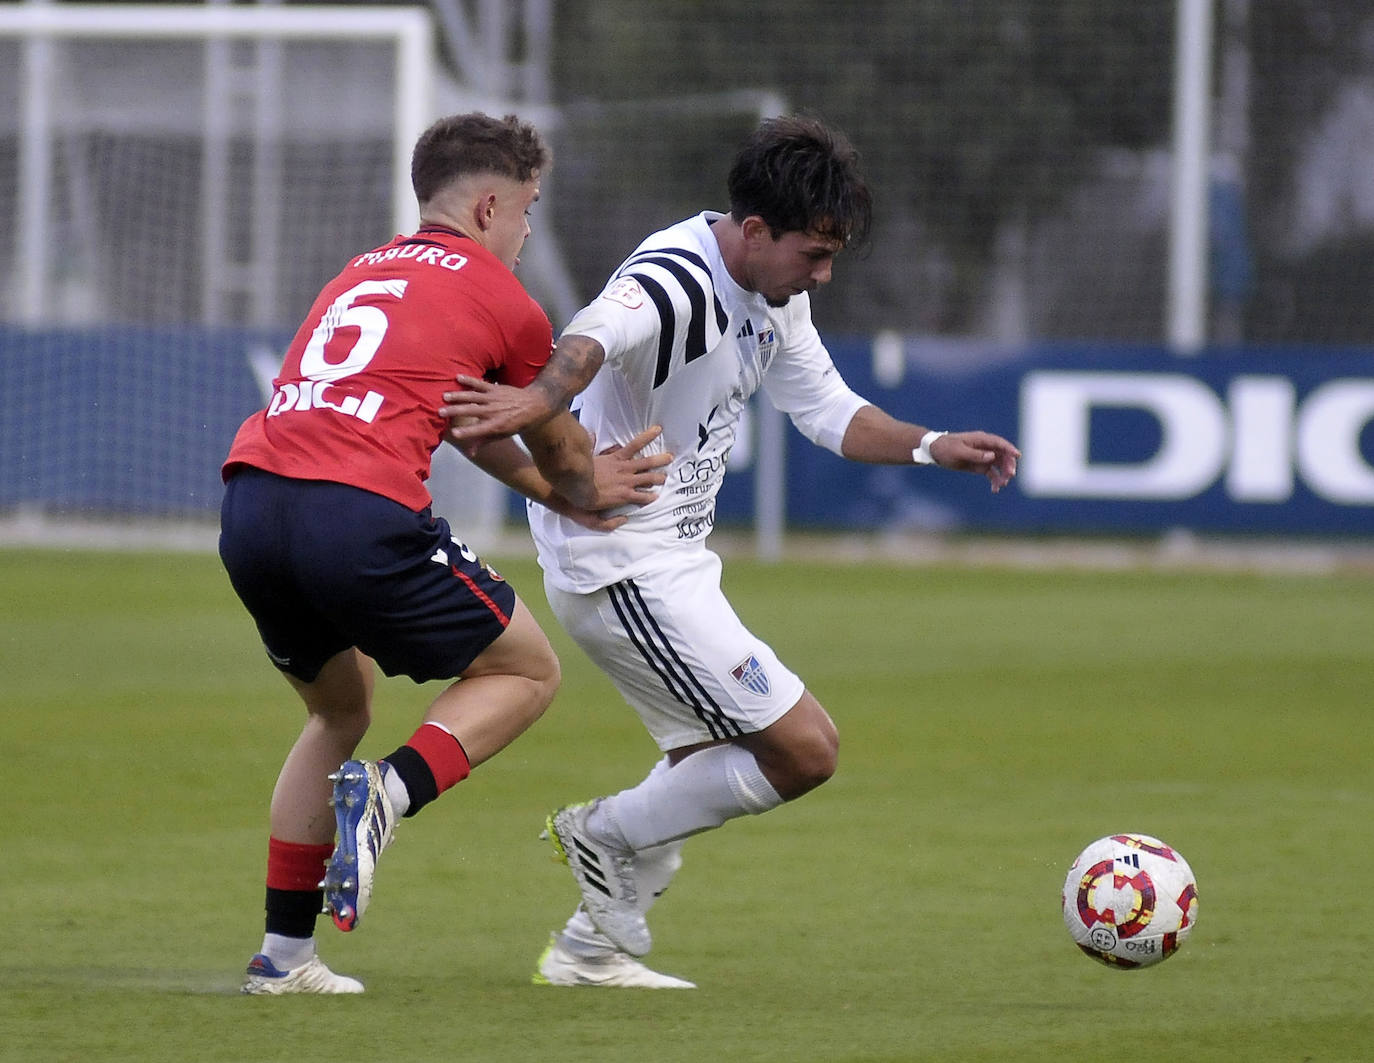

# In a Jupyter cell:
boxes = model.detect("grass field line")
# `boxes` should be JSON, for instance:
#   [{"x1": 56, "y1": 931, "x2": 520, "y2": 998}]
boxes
[{"x1": 3, "y1": 511, "x2": 1372, "y2": 576}]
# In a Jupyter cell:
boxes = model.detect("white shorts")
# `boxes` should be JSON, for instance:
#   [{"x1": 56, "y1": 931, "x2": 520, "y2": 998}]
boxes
[{"x1": 544, "y1": 551, "x2": 805, "y2": 751}]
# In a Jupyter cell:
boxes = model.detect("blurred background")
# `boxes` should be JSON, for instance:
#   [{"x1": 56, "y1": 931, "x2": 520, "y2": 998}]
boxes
[{"x1": 1, "y1": 0, "x2": 1371, "y2": 550}]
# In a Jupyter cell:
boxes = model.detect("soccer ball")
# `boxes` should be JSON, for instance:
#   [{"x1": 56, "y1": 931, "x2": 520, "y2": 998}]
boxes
[{"x1": 1061, "y1": 833, "x2": 1199, "y2": 969}]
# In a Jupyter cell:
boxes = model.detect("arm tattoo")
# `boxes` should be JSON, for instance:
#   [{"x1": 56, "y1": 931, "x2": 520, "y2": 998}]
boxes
[{"x1": 536, "y1": 334, "x2": 605, "y2": 409}]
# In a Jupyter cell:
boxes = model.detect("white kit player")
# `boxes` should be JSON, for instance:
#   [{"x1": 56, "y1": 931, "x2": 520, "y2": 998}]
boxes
[{"x1": 443, "y1": 115, "x2": 1020, "y2": 988}]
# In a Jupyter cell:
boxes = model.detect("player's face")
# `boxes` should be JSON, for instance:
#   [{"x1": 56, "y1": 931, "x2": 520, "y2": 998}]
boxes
[
  {"x1": 487, "y1": 174, "x2": 541, "y2": 271},
  {"x1": 745, "y1": 224, "x2": 844, "y2": 307}
]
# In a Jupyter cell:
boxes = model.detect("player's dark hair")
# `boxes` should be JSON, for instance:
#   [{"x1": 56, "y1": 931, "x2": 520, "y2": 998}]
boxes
[
  {"x1": 411, "y1": 112, "x2": 550, "y2": 205},
  {"x1": 727, "y1": 115, "x2": 872, "y2": 247}
]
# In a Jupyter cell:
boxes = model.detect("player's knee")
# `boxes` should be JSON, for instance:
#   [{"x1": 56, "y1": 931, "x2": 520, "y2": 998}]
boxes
[
  {"x1": 296, "y1": 677, "x2": 373, "y2": 742},
  {"x1": 516, "y1": 640, "x2": 561, "y2": 718},
  {"x1": 797, "y1": 727, "x2": 839, "y2": 790},
  {"x1": 305, "y1": 704, "x2": 371, "y2": 747},
  {"x1": 770, "y1": 726, "x2": 838, "y2": 799},
  {"x1": 335, "y1": 707, "x2": 373, "y2": 746},
  {"x1": 534, "y1": 643, "x2": 562, "y2": 701}
]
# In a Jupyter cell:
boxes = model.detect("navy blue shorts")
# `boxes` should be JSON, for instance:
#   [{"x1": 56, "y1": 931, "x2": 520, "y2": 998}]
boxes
[{"x1": 219, "y1": 468, "x2": 517, "y2": 684}]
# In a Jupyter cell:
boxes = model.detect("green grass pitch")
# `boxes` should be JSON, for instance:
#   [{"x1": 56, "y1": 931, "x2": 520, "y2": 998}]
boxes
[{"x1": 2, "y1": 546, "x2": 1371, "y2": 1062}]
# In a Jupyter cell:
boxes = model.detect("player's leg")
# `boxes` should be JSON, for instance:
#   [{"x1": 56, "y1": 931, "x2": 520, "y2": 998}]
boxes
[
  {"x1": 242, "y1": 650, "x2": 374, "y2": 994},
  {"x1": 535, "y1": 758, "x2": 694, "y2": 988},
  {"x1": 272, "y1": 648, "x2": 375, "y2": 843},
  {"x1": 540, "y1": 553, "x2": 809, "y2": 958},
  {"x1": 555, "y1": 554, "x2": 820, "y2": 849},
  {"x1": 220, "y1": 470, "x2": 370, "y2": 993},
  {"x1": 424, "y1": 594, "x2": 561, "y2": 766},
  {"x1": 348, "y1": 583, "x2": 559, "y2": 821},
  {"x1": 720, "y1": 688, "x2": 838, "y2": 799},
  {"x1": 322, "y1": 595, "x2": 560, "y2": 934},
  {"x1": 319, "y1": 518, "x2": 561, "y2": 932},
  {"x1": 338, "y1": 592, "x2": 558, "y2": 840}
]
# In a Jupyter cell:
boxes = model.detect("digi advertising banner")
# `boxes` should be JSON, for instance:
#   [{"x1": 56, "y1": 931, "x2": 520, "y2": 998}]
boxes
[
  {"x1": 2, "y1": 327, "x2": 1371, "y2": 536},
  {"x1": 715, "y1": 337, "x2": 1374, "y2": 537}
]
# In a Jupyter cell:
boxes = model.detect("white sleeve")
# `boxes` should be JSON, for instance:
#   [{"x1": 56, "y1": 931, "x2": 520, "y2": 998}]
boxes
[
  {"x1": 560, "y1": 276, "x2": 664, "y2": 380},
  {"x1": 761, "y1": 297, "x2": 870, "y2": 455}
]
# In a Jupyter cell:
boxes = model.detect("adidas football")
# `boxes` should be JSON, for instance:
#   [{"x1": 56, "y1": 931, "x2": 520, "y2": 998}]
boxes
[{"x1": 1061, "y1": 833, "x2": 1198, "y2": 969}]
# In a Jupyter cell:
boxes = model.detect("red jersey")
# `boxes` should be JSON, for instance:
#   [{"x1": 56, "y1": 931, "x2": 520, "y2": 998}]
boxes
[{"x1": 223, "y1": 226, "x2": 552, "y2": 511}]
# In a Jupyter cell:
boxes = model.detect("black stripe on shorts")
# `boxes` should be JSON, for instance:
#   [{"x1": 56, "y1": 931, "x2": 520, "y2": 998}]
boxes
[{"x1": 606, "y1": 579, "x2": 744, "y2": 741}]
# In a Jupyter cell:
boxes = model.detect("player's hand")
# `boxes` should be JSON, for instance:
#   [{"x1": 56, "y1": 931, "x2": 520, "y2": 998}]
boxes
[
  {"x1": 589, "y1": 426, "x2": 671, "y2": 509},
  {"x1": 930, "y1": 431, "x2": 1020, "y2": 493},
  {"x1": 543, "y1": 426, "x2": 671, "y2": 530},
  {"x1": 440, "y1": 375, "x2": 558, "y2": 441}
]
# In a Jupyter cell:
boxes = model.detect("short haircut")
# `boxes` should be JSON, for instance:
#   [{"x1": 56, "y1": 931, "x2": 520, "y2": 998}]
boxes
[
  {"x1": 727, "y1": 115, "x2": 872, "y2": 247},
  {"x1": 410, "y1": 112, "x2": 551, "y2": 205}
]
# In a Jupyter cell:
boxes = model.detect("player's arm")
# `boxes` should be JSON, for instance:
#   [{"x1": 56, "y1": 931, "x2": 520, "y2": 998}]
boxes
[
  {"x1": 839, "y1": 405, "x2": 1021, "y2": 493},
  {"x1": 455, "y1": 426, "x2": 669, "y2": 528},
  {"x1": 462, "y1": 434, "x2": 612, "y2": 529},
  {"x1": 763, "y1": 300, "x2": 1018, "y2": 491},
  {"x1": 442, "y1": 334, "x2": 607, "y2": 441},
  {"x1": 517, "y1": 408, "x2": 599, "y2": 509}
]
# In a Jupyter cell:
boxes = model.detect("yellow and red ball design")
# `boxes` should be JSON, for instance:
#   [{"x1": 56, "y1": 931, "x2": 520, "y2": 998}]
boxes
[{"x1": 1061, "y1": 833, "x2": 1199, "y2": 969}]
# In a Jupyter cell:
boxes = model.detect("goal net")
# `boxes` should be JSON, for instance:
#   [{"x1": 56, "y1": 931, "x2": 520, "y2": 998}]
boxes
[{"x1": 0, "y1": 4, "x2": 513, "y2": 550}]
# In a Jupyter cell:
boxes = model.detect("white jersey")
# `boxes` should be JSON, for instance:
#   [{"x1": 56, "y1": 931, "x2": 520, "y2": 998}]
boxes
[{"x1": 530, "y1": 211, "x2": 869, "y2": 592}]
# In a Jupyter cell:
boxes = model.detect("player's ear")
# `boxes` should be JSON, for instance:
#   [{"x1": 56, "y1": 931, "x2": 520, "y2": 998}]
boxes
[
  {"x1": 473, "y1": 191, "x2": 497, "y2": 232},
  {"x1": 739, "y1": 215, "x2": 774, "y2": 248}
]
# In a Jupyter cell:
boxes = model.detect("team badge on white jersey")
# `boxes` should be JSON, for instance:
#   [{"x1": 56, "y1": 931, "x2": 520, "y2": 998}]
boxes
[
  {"x1": 736, "y1": 319, "x2": 777, "y2": 371},
  {"x1": 730, "y1": 654, "x2": 771, "y2": 696},
  {"x1": 756, "y1": 326, "x2": 777, "y2": 370},
  {"x1": 603, "y1": 276, "x2": 645, "y2": 309}
]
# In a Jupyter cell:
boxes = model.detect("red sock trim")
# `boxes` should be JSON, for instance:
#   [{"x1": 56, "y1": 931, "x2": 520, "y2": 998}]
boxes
[
  {"x1": 406, "y1": 721, "x2": 472, "y2": 794},
  {"x1": 266, "y1": 837, "x2": 334, "y2": 893}
]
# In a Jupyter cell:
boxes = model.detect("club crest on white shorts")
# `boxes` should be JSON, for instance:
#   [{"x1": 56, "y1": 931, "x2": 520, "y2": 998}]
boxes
[{"x1": 730, "y1": 654, "x2": 771, "y2": 697}]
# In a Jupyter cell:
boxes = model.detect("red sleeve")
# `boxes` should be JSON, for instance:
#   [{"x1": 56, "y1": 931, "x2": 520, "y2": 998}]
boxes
[{"x1": 494, "y1": 293, "x2": 554, "y2": 388}]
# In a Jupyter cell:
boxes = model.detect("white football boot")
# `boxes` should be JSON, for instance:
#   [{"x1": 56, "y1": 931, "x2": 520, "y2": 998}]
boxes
[
  {"x1": 544, "y1": 802, "x2": 651, "y2": 956},
  {"x1": 532, "y1": 934, "x2": 695, "y2": 989},
  {"x1": 241, "y1": 953, "x2": 364, "y2": 995}
]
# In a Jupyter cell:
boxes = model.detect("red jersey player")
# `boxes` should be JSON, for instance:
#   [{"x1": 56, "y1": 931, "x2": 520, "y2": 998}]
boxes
[
  {"x1": 223, "y1": 224, "x2": 552, "y2": 511},
  {"x1": 219, "y1": 113, "x2": 668, "y2": 995}
]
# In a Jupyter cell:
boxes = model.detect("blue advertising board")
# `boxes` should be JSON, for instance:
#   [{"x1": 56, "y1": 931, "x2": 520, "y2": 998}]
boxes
[
  {"x1": 2, "y1": 326, "x2": 1371, "y2": 535},
  {"x1": 714, "y1": 337, "x2": 1374, "y2": 536},
  {"x1": 0, "y1": 325, "x2": 281, "y2": 514}
]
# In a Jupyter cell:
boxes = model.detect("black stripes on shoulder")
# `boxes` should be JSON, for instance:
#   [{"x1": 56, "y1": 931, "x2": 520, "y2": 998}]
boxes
[
  {"x1": 623, "y1": 272, "x2": 676, "y2": 387},
  {"x1": 606, "y1": 579, "x2": 745, "y2": 741},
  {"x1": 620, "y1": 247, "x2": 729, "y2": 388}
]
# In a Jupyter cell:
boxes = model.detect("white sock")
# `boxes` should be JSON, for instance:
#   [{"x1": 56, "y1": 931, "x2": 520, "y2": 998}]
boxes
[
  {"x1": 261, "y1": 933, "x2": 315, "y2": 971},
  {"x1": 380, "y1": 761, "x2": 411, "y2": 816},
  {"x1": 587, "y1": 745, "x2": 782, "y2": 851}
]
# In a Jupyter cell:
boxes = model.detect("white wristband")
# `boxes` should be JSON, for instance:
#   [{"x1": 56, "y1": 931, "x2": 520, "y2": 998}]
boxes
[{"x1": 912, "y1": 430, "x2": 948, "y2": 465}]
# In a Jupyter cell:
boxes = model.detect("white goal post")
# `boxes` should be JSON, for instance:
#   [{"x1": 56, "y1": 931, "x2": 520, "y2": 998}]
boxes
[
  {"x1": 0, "y1": 3, "x2": 435, "y2": 326},
  {"x1": 0, "y1": 4, "x2": 530, "y2": 552},
  {"x1": 0, "y1": 3, "x2": 789, "y2": 558}
]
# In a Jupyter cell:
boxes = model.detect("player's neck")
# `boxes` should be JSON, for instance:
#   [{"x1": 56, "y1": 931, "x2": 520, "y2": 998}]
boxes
[
  {"x1": 416, "y1": 221, "x2": 470, "y2": 241},
  {"x1": 709, "y1": 216, "x2": 753, "y2": 294}
]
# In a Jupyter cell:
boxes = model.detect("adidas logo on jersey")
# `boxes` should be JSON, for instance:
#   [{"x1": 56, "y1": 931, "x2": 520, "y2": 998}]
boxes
[{"x1": 735, "y1": 319, "x2": 776, "y2": 369}]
